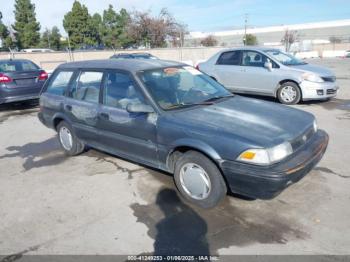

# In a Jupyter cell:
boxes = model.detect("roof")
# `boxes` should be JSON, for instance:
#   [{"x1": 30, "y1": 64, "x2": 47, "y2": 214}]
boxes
[
  {"x1": 222, "y1": 46, "x2": 279, "y2": 52},
  {"x1": 58, "y1": 59, "x2": 185, "y2": 72},
  {"x1": 0, "y1": 59, "x2": 34, "y2": 62}
]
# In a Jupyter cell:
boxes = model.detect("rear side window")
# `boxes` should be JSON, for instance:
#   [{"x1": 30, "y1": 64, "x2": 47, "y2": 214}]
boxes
[
  {"x1": 46, "y1": 71, "x2": 74, "y2": 96},
  {"x1": 70, "y1": 71, "x2": 103, "y2": 104},
  {"x1": 0, "y1": 60, "x2": 39, "y2": 72},
  {"x1": 217, "y1": 51, "x2": 241, "y2": 65}
]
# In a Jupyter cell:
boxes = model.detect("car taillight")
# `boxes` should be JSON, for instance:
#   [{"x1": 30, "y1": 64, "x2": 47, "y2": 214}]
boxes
[
  {"x1": 0, "y1": 73, "x2": 13, "y2": 83},
  {"x1": 38, "y1": 71, "x2": 48, "y2": 81}
]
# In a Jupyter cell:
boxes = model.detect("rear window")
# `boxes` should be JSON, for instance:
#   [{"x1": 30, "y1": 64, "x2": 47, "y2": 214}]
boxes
[
  {"x1": 0, "y1": 60, "x2": 39, "y2": 72},
  {"x1": 46, "y1": 71, "x2": 74, "y2": 96}
]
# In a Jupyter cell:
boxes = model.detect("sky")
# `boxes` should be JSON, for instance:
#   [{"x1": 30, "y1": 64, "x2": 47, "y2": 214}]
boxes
[{"x1": 1, "y1": 0, "x2": 350, "y2": 35}]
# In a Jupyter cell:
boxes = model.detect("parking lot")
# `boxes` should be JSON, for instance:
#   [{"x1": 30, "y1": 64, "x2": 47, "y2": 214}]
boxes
[{"x1": 0, "y1": 58, "x2": 349, "y2": 257}]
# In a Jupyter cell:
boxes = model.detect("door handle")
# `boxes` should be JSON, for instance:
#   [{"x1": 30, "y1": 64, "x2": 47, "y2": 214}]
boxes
[
  {"x1": 99, "y1": 112, "x2": 109, "y2": 120},
  {"x1": 65, "y1": 105, "x2": 72, "y2": 111}
]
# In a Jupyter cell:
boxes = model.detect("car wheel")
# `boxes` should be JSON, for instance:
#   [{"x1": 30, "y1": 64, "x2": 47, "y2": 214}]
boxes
[
  {"x1": 174, "y1": 151, "x2": 227, "y2": 208},
  {"x1": 57, "y1": 121, "x2": 85, "y2": 156},
  {"x1": 277, "y1": 82, "x2": 301, "y2": 105}
]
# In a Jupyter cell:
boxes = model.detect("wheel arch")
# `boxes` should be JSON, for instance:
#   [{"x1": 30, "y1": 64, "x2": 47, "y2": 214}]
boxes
[
  {"x1": 52, "y1": 113, "x2": 72, "y2": 131},
  {"x1": 274, "y1": 79, "x2": 301, "y2": 97},
  {"x1": 166, "y1": 139, "x2": 222, "y2": 173}
]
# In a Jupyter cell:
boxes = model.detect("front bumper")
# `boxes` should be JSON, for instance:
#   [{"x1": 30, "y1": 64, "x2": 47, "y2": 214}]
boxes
[
  {"x1": 300, "y1": 80, "x2": 339, "y2": 100},
  {"x1": 220, "y1": 130, "x2": 329, "y2": 199}
]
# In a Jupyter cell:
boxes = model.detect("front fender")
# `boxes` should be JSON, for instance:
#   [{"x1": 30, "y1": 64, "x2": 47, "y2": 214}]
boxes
[{"x1": 169, "y1": 138, "x2": 222, "y2": 161}]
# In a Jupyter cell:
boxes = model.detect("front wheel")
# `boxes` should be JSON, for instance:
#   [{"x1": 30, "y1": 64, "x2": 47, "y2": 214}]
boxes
[
  {"x1": 173, "y1": 151, "x2": 227, "y2": 209},
  {"x1": 277, "y1": 82, "x2": 301, "y2": 105},
  {"x1": 57, "y1": 121, "x2": 85, "y2": 156}
]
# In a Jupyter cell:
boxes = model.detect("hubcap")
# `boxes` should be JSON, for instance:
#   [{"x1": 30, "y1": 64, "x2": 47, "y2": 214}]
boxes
[
  {"x1": 281, "y1": 86, "x2": 297, "y2": 102},
  {"x1": 59, "y1": 126, "x2": 73, "y2": 151},
  {"x1": 179, "y1": 163, "x2": 211, "y2": 200}
]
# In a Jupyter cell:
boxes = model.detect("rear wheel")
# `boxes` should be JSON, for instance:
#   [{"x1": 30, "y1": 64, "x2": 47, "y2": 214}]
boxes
[
  {"x1": 173, "y1": 151, "x2": 227, "y2": 208},
  {"x1": 277, "y1": 82, "x2": 301, "y2": 105},
  {"x1": 57, "y1": 121, "x2": 85, "y2": 156}
]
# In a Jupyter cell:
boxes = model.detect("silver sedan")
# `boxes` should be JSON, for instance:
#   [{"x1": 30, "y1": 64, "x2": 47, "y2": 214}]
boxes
[{"x1": 197, "y1": 47, "x2": 339, "y2": 104}]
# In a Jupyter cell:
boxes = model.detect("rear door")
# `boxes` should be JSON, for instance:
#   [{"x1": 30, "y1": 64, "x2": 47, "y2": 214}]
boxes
[
  {"x1": 64, "y1": 70, "x2": 104, "y2": 144},
  {"x1": 212, "y1": 50, "x2": 243, "y2": 91}
]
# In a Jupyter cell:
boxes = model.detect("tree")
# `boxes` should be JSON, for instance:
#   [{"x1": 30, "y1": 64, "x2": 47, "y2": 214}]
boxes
[
  {"x1": 91, "y1": 13, "x2": 103, "y2": 46},
  {"x1": 200, "y1": 35, "x2": 218, "y2": 47},
  {"x1": 244, "y1": 34, "x2": 258, "y2": 46},
  {"x1": 12, "y1": 0, "x2": 41, "y2": 49},
  {"x1": 40, "y1": 26, "x2": 62, "y2": 50},
  {"x1": 100, "y1": 5, "x2": 133, "y2": 49},
  {"x1": 63, "y1": 1, "x2": 98, "y2": 49},
  {"x1": 281, "y1": 30, "x2": 297, "y2": 52},
  {"x1": 127, "y1": 8, "x2": 185, "y2": 48}
]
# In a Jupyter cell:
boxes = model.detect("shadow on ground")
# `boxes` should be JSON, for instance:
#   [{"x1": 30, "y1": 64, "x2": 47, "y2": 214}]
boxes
[
  {"x1": 0, "y1": 100, "x2": 39, "y2": 125},
  {"x1": 131, "y1": 187, "x2": 307, "y2": 255},
  {"x1": 0, "y1": 137, "x2": 67, "y2": 172}
]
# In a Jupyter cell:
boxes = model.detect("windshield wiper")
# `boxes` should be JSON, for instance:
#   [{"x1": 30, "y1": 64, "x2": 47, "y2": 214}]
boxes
[
  {"x1": 204, "y1": 94, "x2": 234, "y2": 103},
  {"x1": 166, "y1": 101, "x2": 214, "y2": 110}
]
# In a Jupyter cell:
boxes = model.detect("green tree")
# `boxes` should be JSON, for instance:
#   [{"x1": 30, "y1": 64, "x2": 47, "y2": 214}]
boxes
[
  {"x1": 101, "y1": 5, "x2": 132, "y2": 49},
  {"x1": 244, "y1": 34, "x2": 258, "y2": 46},
  {"x1": 91, "y1": 13, "x2": 103, "y2": 46},
  {"x1": 0, "y1": 12, "x2": 16, "y2": 50},
  {"x1": 40, "y1": 26, "x2": 62, "y2": 50},
  {"x1": 63, "y1": 1, "x2": 97, "y2": 49},
  {"x1": 12, "y1": 0, "x2": 41, "y2": 49}
]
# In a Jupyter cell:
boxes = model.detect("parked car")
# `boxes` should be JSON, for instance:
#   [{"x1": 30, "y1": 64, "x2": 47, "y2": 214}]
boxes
[
  {"x1": 197, "y1": 47, "x2": 339, "y2": 104},
  {"x1": 38, "y1": 59, "x2": 328, "y2": 208},
  {"x1": 0, "y1": 59, "x2": 48, "y2": 104},
  {"x1": 110, "y1": 52, "x2": 158, "y2": 60}
]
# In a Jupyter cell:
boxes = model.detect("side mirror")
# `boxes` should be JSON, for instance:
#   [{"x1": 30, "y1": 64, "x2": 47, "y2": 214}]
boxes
[
  {"x1": 264, "y1": 61, "x2": 273, "y2": 71},
  {"x1": 126, "y1": 103, "x2": 154, "y2": 113}
]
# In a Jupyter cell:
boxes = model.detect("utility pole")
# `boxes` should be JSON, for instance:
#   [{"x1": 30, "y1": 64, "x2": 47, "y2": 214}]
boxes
[{"x1": 244, "y1": 13, "x2": 248, "y2": 46}]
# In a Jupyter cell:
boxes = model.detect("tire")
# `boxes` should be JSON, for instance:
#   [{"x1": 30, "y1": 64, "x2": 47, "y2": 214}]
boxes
[
  {"x1": 57, "y1": 121, "x2": 85, "y2": 156},
  {"x1": 173, "y1": 151, "x2": 227, "y2": 209},
  {"x1": 277, "y1": 82, "x2": 301, "y2": 105}
]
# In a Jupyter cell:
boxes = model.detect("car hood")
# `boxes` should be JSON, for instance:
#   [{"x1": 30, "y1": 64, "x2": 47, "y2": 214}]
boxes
[
  {"x1": 288, "y1": 63, "x2": 334, "y2": 77},
  {"x1": 172, "y1": 96, "x2": 315, "y2": 147}
]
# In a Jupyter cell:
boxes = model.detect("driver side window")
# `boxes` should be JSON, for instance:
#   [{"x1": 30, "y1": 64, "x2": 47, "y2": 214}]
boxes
[
  {"x1": 241, "y1": 51, "x2": 267, "y2": 67},
  {"x1": 103, "y1": 71, "x2": 145, "y2": 109}
]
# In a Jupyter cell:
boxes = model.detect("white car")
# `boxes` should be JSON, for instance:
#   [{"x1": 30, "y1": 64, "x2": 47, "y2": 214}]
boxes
[{"x1": 197, "y1": 47, "x2": 339, "y2": 104}]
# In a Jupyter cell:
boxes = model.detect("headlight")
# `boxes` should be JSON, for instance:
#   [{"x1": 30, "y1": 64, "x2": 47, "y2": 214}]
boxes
[
  {"x1": 302, "y1": 73, "x2": 324, "y2": 83},
  {"x1": 237, "y1": 142, "x2": 293, "y2": 165},
  {"x1": 313, "y1": 120, "x2": 317, "y2": 132}
]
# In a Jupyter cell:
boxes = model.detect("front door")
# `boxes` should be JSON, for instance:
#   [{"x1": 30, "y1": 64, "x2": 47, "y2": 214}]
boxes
[
  {"x1": 97, "y1": 70, "x2": 159, "y2": 167},
  {"x1": 64, "y1": 70, "x2": 103, "y2": 144},
  {"x1": 239, "y1": 50, "x2": 277, "y2": 95}
]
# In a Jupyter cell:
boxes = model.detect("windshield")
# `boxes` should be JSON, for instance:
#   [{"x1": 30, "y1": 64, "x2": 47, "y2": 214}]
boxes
[
  {"x1": 138, "y1": 66, "x2": 232, "y2": 110},
  {"x1": 264, "y1": 50, "x2": 307, "y2": 66}
]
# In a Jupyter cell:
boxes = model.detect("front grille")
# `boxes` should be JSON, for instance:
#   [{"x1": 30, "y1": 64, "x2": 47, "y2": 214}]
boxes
[
  {"x1": 322, "y1": 76, "x2": 336, "y2": 82},
  {"x1": 290, "y1": 126, "x2": 315, "y2": 151},
  {"x1": 327, "y1": 89, "x2": 336, "y2": 94}
]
